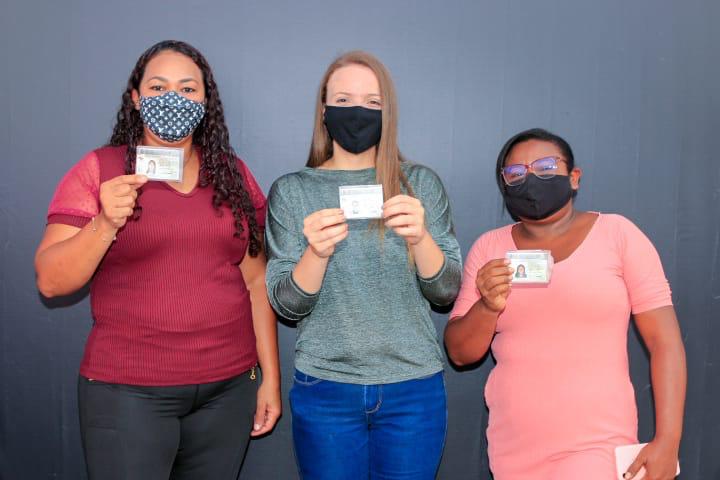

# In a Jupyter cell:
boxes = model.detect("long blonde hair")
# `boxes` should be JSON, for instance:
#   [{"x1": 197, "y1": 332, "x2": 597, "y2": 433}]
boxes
[{"x1": 306, "y1": 51, "x2": 413, "y2": 204}]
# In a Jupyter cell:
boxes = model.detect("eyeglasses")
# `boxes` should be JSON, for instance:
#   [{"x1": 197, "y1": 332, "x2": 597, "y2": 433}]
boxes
[{"x1": 501, "y1": 156, "x2": 568, "y2": 186}]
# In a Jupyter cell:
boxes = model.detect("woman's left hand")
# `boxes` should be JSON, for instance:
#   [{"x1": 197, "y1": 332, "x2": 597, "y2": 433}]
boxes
[
  {"x1": 383, "y1": 194, "x2": 427, "y2": 245},
  {"x1": 623, "y1": 438, "x2": 680, "y2": 480},
  {"x1": 251, "y1": 381, "x2": 282, "y2": 437}
]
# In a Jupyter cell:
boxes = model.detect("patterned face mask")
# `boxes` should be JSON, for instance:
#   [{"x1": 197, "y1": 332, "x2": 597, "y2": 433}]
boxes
[{"x1": 139, "y1": 91, "x2": 206, "y2": 142}]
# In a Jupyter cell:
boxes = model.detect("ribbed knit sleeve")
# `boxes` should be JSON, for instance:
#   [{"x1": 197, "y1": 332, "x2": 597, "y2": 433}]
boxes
[
  {"x1": 410, "y1": 165, "x2": 462, "y2": 306},
  {"x1": 265, "y1": 174, "x2": 320, "y2": 321}
]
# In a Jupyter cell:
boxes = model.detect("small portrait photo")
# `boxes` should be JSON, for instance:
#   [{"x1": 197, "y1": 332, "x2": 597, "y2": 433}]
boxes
[
  {"x1": 146, "y1": 159, "x2": 157, "y2": 175},
  {"x1": 515, "y1": 264, "x2": 527, "y2": 278}
]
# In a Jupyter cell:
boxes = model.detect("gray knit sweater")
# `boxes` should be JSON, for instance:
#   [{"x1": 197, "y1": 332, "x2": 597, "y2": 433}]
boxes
[{"x1": 265, "y1": 163, "x2": 461, "y2": 384}]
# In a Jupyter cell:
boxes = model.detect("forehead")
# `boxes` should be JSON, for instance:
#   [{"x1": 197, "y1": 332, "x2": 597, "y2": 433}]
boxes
[
  {"x1": 506, "y1": 139, "x2": 562, "y2": 165},
  {"x1": 326, "y1": 64, "x2": 380, "y2": 95},
  {"x1": 143, "y1": 50, "x2": 202, "y2": 80}
]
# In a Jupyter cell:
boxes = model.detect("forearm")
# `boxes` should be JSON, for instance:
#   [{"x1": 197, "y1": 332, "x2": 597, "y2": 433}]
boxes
[
  {"x1": 444, "y1": 300, "x2": 498, "y2": 366},
  {"x1": 410, "y1": 231, "x2": 445, "y2": 278},
  {"x1": 649, "y1": 338, "x2": 686, "y2": 444},
  {"x1": 291, "y1": 247, "x2": 330, "y2": 295},
  {"x1": 35, "y1": 218, "x2": 117, "y2": 297},
  {"x1": 411, "y1": 232, "x2": 461, "y2": 305},
  {"x1": 249, "y1": 284, "x2": 281, "y2": 387}
]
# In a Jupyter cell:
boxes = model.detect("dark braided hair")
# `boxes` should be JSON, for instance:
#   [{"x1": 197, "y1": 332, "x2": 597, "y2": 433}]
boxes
[{"x1": 108, "y1": 40, "x2": 262, "y2": 256}]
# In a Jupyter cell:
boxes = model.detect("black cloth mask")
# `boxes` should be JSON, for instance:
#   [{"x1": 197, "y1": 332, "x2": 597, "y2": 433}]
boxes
[
  {"x1": 503, "y1": 174, "x2": 573, "y2": 220},
  {"x1": 324, "y1": 106, "x2": 382, "y2": 154}
]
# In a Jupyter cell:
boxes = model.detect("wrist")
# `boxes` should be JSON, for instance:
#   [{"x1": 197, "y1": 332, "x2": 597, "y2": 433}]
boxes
[
  {"x1": 479, "y1": 297, "x2": 503, "y2": 315},
  {"x1": 256, "y1": 361, "x2": 281, "y2": 384},
  {"x1": 91, "y1": 215, "x2": 118, "y2": 242},
  {"x1": 259, "y1": 374, "x2": 281, "y2": 389},
  {"x1": 652, "y1": 433, "x2": 682, "y2": 447},
  {"x1": 408, "y1": 227, "x2": 430, "y2": 249},
  {"x1": 97, "y1": 210, "x2": 116, "y2": 227},
  {"x1": 307, "y1": 245, "x2": 332, "y2": 261}
]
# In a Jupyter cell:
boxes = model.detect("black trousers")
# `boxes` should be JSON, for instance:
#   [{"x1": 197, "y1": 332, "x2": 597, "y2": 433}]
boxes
[{"x1": 78, "y1": 371, "x2": 256, "y2": 480}]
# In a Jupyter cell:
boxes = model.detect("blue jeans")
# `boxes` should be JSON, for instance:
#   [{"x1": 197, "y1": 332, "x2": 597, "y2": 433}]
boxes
[{"x1": 290, "y1": 370, "x2": 447, "y2": 480}]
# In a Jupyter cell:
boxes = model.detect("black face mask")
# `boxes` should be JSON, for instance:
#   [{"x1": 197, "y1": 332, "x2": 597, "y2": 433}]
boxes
[
  {"x1": 324, "y1": 105, "x2": 382, "y2": 154},
  {"x1": 503, "y1": 174, "x2": 573, "y2": 220}
]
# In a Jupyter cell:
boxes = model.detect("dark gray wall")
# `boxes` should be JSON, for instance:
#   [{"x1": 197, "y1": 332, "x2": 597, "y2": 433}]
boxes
[{"x1": 1, "y1": 0, "x2": 718, "y2": 478}]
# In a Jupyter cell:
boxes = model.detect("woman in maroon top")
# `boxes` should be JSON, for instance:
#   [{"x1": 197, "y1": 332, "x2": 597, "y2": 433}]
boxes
[{"x1": 34, "y1": 40, "x2": 281, "y2": 480}]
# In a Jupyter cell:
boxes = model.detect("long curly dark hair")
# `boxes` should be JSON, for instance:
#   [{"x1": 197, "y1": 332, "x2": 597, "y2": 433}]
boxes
[{"x1": 108, "y1": 40, "x2": 262, "y2": 256}]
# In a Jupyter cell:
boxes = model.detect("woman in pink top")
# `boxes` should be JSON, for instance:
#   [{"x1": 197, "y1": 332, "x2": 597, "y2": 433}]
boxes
[{"x1": 445, "y1": 128, "x2": 686, "y2": 480}]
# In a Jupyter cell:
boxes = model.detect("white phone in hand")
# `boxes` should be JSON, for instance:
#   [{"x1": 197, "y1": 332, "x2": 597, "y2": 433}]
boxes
[{"x1": 614, "y1": 443, "x2": 680, "y2": 480}]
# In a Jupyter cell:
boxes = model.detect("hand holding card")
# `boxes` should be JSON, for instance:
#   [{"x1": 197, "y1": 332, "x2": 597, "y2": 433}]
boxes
[
  {"x1": 99, "y1": 174, "x2": 147, "y2": 229},
  {"x1": 303, "y1": 208, "x2": 348, "y2": 258},
  {"x1": 475, "y1": 258, "x2": 514, "y2": 313},
  {"x1": 382, "y1": 194, "x2": 427, "y2": 245}
]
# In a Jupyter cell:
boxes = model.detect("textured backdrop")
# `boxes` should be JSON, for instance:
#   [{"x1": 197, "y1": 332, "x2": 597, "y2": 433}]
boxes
[{"x1": 1, "y1": 0, "x2": 718, "y2": 478}]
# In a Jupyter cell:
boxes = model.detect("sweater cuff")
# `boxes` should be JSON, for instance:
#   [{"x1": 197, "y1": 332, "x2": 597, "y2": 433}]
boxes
[
  {"x1": 417, "y1": 256, "x2": 461, "y2": 307},
  {"x1": 272, "y1": 274, "x2": 320, "y2": 321}
]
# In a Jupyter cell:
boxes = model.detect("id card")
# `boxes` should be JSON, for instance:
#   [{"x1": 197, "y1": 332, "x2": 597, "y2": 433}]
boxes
[
  {"x1": 135, "y1": 146, "x2": 184, "y2": 182},
  {"x1": 506, "y1": 250, "x2": 554, "y2": 284},
  {"x1": 339, "y1": 184, "x2": 384, "y2": 219}
]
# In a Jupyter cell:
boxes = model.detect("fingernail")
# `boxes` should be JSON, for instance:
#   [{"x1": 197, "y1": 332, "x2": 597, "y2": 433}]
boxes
[
  {"x1": 253, "y1": 424, "x2": 261, "y2": 431},
  {"x1": 623, "y1": 473, "x2": 631, "y2": 479}
]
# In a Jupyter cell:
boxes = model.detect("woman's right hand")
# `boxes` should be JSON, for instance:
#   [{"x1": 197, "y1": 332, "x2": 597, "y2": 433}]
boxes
[
  {"x1": 99, "y1": 174, "x2": 147, "y2": 229},
  {"x1": 303, "y1": 208, "x2": 348, "y2": 258},
  {"x1": 475, "y1": 258, "x2": 514, "y2": 313}
]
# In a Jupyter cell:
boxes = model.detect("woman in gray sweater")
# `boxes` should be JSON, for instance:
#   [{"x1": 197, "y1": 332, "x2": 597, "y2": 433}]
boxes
[{"x1": 265, "y1": 51, "x2": 461, "y2": 480}]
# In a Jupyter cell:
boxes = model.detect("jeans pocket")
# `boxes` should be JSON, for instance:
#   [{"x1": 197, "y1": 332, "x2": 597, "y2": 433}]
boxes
[{"x1": 292, "y1": 370, "x2": 324, "y2": 387}]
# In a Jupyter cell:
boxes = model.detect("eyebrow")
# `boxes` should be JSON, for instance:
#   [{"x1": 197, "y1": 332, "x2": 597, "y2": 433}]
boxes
[
  {"x1": 333, "y1": 91, "x2": 381, "y2": 97},
  {"x1": 146, "y1": 76, "x2": 199, "y2": 83}
]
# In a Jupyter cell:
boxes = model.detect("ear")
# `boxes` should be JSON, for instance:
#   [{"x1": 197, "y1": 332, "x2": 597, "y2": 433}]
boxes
[
  {"x1": 570, "y1": 167, "x2": 582, "y2": 190},
  {"x1": 131, "y1": 89, "x2": 140, "y2": 110}
]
